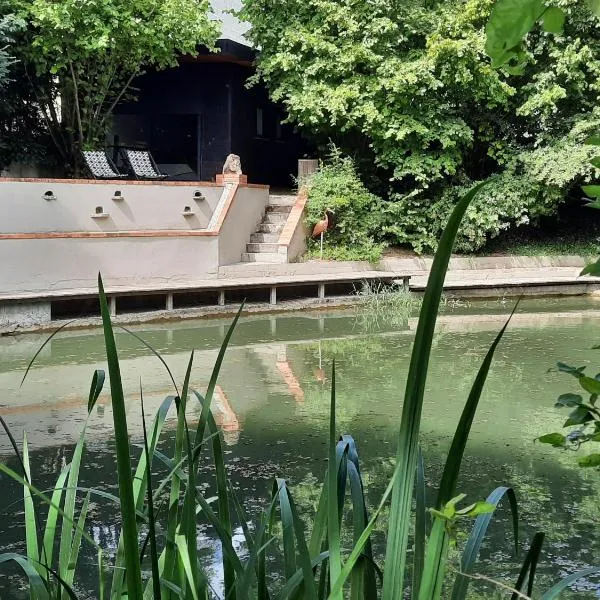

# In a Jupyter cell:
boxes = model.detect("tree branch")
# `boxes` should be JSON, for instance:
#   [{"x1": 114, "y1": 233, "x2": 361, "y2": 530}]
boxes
[
  {"x1": 68, "y1": 59, "x2": 85, "y2": 150},
  {"x1": 99, "y1": 70, "x2": 138, "y2": 129}
]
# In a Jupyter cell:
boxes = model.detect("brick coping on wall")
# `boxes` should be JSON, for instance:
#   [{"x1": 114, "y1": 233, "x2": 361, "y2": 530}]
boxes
[
  {"x1": 0, "y1": 177, "x2": 269, "y2": 189},
  {"x1": 0, "y1": 178, "x2": 256, "y2": 239}
]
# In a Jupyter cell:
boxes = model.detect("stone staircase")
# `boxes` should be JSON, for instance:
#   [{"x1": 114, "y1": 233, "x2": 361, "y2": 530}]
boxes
[{"x1": 241, "y1": 194, "x2": 296, "y2": 263}]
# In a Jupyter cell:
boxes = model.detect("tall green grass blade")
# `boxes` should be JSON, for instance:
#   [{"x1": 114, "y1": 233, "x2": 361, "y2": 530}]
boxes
[
  {"x1": 59, "y1": 371, "x2": 103, "y2": 591},
  {"x1": 308, "y1": 479, "x2": 328, "y2": 559},
  {"x1": 512, "y1": 532, "x2": 544, "y2": 599},
  {"x1": 451, "y1": 486, "x2": 519, "y2": 600},
  {"x1": 0, "y1": 464, "x2": 99, "y2": 550},
  {"x1": 37, "y1": 561, "x2": 79, "y2": 600},
  {"x1": 20, "y1": 320, "x2": 74, "y2": 387},
  {"x1": 437, "y1": 303, "x2": 518, "y2": 507},
  {"x1": 329, "y1": 464, "x2": 402, "y2": 598},
  {"x1": 22, "y1": 433, "x2": 41, "y2": 576},
  {"x1": 418, "y1": 518, "x2": 449, "y2": 600},
  {"x1": 285, "y1": 486, "x2": 319, "y2": 600},
  {"x1": 340, "y1": 435, "x2": 376, "y2": 600},
  {"x1": 0, "y1": 553, "x2": 50, "y2": 600},
  {"x1": 140, "y1": 386, "x2": 161, "y2": 600},
  {"x1": 382, "y1": 180, "x2": 490, "y2": 600},
  {"x1": 98, "y1": 273, "x2": 144, "y2": 599},
  {"x1": 193, "y1": 304, "x2": 244, "y2": 458},
  {"x1": 0, "y1": 415, "x2": 26, "y2": 477},
  {"x1": 175, "y1": 534, "x2": 201, "y2": 600},
  {"x1": 88, "y1": 369, "x2": 105, "y2": 413},
  {"x1": 64, "y1": 491, "x2": 90, "y2": 589},
  {"x1": 203, "y1": 399, "x2": 236, "y2": 600},
  {"x1": 238, "y1": 492, "x2": 280, "y2": 599},
  {"x1": 162, "y1": 366, "x2": 190, "y2": 597},
  {"x1": 42, "y1": 463, "x2": 71, "y2": 569},
  {"x1": 327, "y1": 362, "x2": 342, "y2": 600},
  {"x1": 412, "y1": 447, "x2": 426, "y2": 600},
  {"x1": 541, "y1": 567, "x2": 600, "y2": 599},
  {"x1": 276, "y1": 478, "x2": 297, "y2": 580},
  {"x1": 278, "y1": 552, "x2": 330, "y2": 600}
]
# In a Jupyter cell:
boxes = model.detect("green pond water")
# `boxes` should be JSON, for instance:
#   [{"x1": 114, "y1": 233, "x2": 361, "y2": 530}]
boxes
[{"x1": 1, "y1": 297, "x2": 600, "y2": 598}]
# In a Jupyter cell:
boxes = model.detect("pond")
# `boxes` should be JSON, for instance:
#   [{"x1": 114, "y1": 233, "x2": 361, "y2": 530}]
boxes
[{"x1": 1, "y1": 297, "x2": 600, "y2": 598}]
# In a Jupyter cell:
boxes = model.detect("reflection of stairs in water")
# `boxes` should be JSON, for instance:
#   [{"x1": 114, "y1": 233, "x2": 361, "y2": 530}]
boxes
[
  {"x1": 241, "y1": 194, "x2": 296, "y2": 263},
  {"x1": 248, "y1": 344, "x2": 305, "y2": 403}
]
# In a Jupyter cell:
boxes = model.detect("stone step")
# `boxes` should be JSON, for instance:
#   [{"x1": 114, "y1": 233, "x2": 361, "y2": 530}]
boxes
[
  {"x1": 250, "y1": 233, "x2": 279, "y2": 243},
  {"x1": 268, "y1": 195, "x2": 297, "y2": 207},
  {"x1": 241, "y1": 252, "x2": 287, "y2": 263},
  {"x1": 246, "y1": 242, "x2": 279, "y2": 253},
  {"x1": 257, "y1": 223, "x2": 284, "y2": 234},
  {"x1": 266, "y1": 204, "x2": 293, "y2": 213},
  {"x1": 264, "y1": 213, "x2": 288, "y2": 224}
]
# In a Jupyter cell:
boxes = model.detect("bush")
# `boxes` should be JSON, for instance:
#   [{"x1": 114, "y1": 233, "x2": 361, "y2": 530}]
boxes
[
  {"x1": 303, "y1": 148, "x2": 386, "y2": 262},
  {"x1": 382, "y1": 116, "x2": 600, "y2": 254}
]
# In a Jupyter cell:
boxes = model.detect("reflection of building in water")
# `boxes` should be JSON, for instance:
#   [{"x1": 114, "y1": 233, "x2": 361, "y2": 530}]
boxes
[{"x1": 213, "y1": 385, "x2": 240, "y2": 446}]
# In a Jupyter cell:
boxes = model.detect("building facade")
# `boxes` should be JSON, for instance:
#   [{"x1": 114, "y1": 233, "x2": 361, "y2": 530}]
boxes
[{"x1": 112, "y1": 2, "x2": 305, "y2": 186}]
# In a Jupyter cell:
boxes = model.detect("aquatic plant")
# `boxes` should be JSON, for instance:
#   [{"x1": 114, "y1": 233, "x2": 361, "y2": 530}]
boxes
[{"x1": 2, "y1": 182, "x2": 600, "y2": 599}]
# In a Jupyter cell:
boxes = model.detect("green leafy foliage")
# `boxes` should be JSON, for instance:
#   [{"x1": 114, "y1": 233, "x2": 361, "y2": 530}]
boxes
[
  {"x1": 539, "y1": 358, "x2": 600, "y2": 466},
  {"x1": 3, "y1": 0, "x2": 219, "y2": 173},
  {"x1": 241, "y1": 0, "x2": 600, "y2": 253},
  {"x1": 304, "y1": 148, "x2": 385, "y2": 262}
]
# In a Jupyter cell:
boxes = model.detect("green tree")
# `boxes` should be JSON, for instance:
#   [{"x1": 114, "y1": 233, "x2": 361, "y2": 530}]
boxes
[
  {"x1": 241, "y1": 0, "x2": 600, "y2": 253},
  {"x1": 10, "y1": 0, "x2": 220, "y2": 173}
]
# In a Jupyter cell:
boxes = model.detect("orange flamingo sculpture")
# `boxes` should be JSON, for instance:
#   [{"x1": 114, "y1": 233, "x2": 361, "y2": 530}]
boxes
[{"x1": 312, "y1": 209, "x2": 334, "y2": 259}]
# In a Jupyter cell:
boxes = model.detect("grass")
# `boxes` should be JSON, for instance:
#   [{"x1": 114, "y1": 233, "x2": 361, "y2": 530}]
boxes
[{"x1": 1, "y1": 183, "x2": 599, "y2": 599}]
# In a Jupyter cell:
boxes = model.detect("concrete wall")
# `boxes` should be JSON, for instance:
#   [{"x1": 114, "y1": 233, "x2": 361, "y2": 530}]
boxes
[
  {"x1": 219, "y1": 185, "x2": 268, "y2": 266},
  {"x1": 0, "y1": 237, "x2": 220, "y2": 294},
  {"x1": 0, "y1": 178, "x2": 269, "y2": 299},
  {"x1": 0, "y1": 179, "x2": 222, "y2": 232}
]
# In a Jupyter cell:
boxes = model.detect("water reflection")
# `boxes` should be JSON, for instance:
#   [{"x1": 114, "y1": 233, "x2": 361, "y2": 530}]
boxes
[{"x1": 2, "y1": 298, "x2": 600, "y2": 597}]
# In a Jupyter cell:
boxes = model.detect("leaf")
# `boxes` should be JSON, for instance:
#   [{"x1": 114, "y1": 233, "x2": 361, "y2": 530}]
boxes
[
  {"x1": 88, "y1": 369, "x2": 105, "y2": 413},
  {"x1": 513, "y1": 532, "x2": 545, "y2": 599},
  {"x1": 581, "y1": 258, "x2": 600, "y2": 276},
  {"x1": 588, "y1": 0, "x2": 600, "y2": 17},
  {"x1": 382, "y1": 180, "x2": 492, "y2": 600},
  {"x1": 437, "y1": 301, "x2": 518, "y2": 508},
  {"x1": 541, "y1": 567, "x2": 600, "y2": 599},
  {"x1": 555, "y1": 393, "x2": 583, "y2": 408},
  {"x1": 564, "y1": 405, "x2": 594, "y2": 426},
  {"x1": 451, "y1": 486, "x2": 519, "y2": 600},
  {"x1": 577, "y1": 454, "x2": 600, "y2": 467},
  {"x1": 98, "y1": 273, "x2": 144, "y2": 599},
  {"x1": 542, "y1": 7, "x2": 565, "y2": 33},
  {"x1": 456, "y1": 501, "x2": 495, "y2": 518},
  {"x1": 585, "y1": 135, "x2": 600, "y2": 145},
  {"x1": 582, "y1": 185, "x2": 600, "y2": 198},
  {"x1": 536, "y1": 433, "x2": 567, "y2": 447},
  {"x1": 0, "y1": 553, "x2": 49, "y2": 600},
  {"x1": 579, "y1": 376, "x2": 600, "y2": 395},
  {"x1": 485, "y1": 0, "x2": 545, "y2": 67},
  {"x1": 557, "y1": 362, "x2": 586, "y2": 377}
]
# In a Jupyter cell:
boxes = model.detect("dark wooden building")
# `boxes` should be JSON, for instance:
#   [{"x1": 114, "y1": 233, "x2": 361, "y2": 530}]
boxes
[{"x1": 113, "y1": 10, "x2": 305, "y2": 187}]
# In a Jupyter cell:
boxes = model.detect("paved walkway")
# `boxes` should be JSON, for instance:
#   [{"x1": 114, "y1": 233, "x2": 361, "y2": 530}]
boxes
[
  {"x1": 222, "y1": 255, "x2": 600, "y2": 293},
  {"x1": 379, "y1": 255, "x2": 600, "y2": 294}
]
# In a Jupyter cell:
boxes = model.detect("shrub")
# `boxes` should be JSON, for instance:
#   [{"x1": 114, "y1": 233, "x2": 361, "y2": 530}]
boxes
[
  {"x1": 303, "y1": 148, "x2": 386, "y2": 262},
  {"x1": 382, "y1": 116, "x2": 600, "y2": 254}
]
